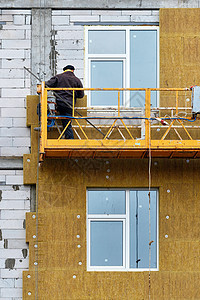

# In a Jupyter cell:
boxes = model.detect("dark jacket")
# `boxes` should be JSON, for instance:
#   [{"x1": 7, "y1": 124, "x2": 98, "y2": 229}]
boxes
[{"x1": 46, "y1": 71, "x2": 84, "y2": 110}]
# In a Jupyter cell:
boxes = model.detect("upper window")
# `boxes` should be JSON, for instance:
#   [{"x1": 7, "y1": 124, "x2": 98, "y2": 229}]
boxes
[
  {"x1": 87, "y1": 189, "x2": 158, "y2": 271},
  {"x1": 88, "y1": 30, "x2": 126, "y2": 54},
  {"x1": 85, "y1": 26, "x2": 159, "y2": 107}
]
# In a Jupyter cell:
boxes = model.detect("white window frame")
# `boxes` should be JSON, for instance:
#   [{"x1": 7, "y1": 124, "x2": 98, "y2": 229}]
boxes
[
  {"x1": 84, "y1": 26, "x2": 160, "y2": 108},
  {"x1": 88, "y1": 58, "x2": 126, "y2": 107},
  {"x1": 88, "y1": 218, "x2": 126, "y2": 271},
  {"x1": 87, "y1": 188, "x2": 159, "y2": 272}
]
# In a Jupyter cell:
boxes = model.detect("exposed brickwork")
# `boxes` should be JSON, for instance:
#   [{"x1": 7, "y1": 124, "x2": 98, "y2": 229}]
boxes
[
  {"x1": 0, "y1": 9, "x2": 31, "y2": 157},
  {"x1": 0, "y1": 174, "x2": 30, "y2": 298}
]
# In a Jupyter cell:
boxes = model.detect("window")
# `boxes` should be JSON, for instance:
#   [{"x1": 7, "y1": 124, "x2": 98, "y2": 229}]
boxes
[
  {"x1": 87, "y1": 189, "x2": 158, "y2": 271},
  {"x1": 91, "y1": 60, "x2": 124, "y2": 106},
  {"x1": 85, "y1": 26, "x2": 159, "y2": 107}
]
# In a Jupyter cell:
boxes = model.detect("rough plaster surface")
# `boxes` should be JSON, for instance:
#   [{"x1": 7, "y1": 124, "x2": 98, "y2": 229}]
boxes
[{"x1": 31, "y1": 9, "x2": 52, "y2": 93}]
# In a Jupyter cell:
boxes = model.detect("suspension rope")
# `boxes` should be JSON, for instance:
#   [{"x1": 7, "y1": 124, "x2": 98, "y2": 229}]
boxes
[{"x1": 148, "y1": 118, "x2": 152, "y2": 300}]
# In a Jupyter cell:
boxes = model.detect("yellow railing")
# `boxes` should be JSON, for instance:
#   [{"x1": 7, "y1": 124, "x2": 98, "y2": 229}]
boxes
[{"x1": 37, "y1": 82, "x2": 200, "y2": 159}]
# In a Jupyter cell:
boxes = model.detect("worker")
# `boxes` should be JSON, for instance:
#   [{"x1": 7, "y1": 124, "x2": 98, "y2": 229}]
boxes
[{"x1": 45, "y1": 65, "x2": 84, "y2": 139}]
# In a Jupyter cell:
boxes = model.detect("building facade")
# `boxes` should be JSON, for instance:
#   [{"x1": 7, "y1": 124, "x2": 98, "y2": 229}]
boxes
[{"x1": 0, "y1": 1, "x2": 200, "y2": 299}]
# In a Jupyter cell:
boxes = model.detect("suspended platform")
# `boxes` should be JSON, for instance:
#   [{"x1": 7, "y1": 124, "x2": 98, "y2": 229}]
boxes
[
  {"x1": 43, "y1": 140, "x2": 200, "y2": 159},
  {"x1": 38, "y1": 83, "x2": 200, "y2": 160}
]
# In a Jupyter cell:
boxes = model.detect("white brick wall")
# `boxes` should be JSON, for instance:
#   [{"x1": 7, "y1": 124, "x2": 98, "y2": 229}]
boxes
[
  {"x1": 7, "y1": 240, "x2": 28, "y2": 250},
  {"x1": 13, "y1": 15, "x2": 25, "y2": 25},
  {"x1": 130, "y1": 15, "x2": 159, "y2": 22},
  {"x1": 12, "y1": 138, "x2": 31, "y2": 147},
  {"x1": 0, "y1": 128, "x2": 30, "y2": 137},
  {"x1": 0, "y1": 178, "x2": 30, "y2": 299},
  {"x1": 2, "y1": 40, "x2": 31, "y2": 48},
  {"x1": 70, "y1": 15, "x2": 100, "y2": 22},
  {"x1": 0, "y1": 69, "x2": 25, "y2": 78},
  {"x1": 0, "y1": 139, "x2": 12, "y2": 148},
  {"x1": 1, "y1": 79, "x2": 25, "y2": 88},
  {"x1": 56, "y1": 39, "x2": 84, "y2": 50},
  {"x1": 52, "y1": 15, "x2": 69, "y2": 25},
  {"x1": 121, "y1": 10, "x2": 153, "y2": 15},
  {"x1": 2, "y1": 59, "x2": 30, "y2": 69},
  {"x1": 1, "y1": 148, "x2": 30, "y2": 156},
  {"x1": 92, "y1": 10, "x2": 122, "y2": 15},
  {"x1": 1, "y1": 269, "x2": 23, "y2": 279},
  {"x1": 0, "y1": 9, "x2": 31, "y2": 158},
  {"x1": 0, "y1": 119, "x2": 12, "y2": 127},
  {"x1": 1, "y1": 10, "x2": 31, "y2": 15},
  {"x1": 0, "y1": 279, "x2": 15, "y2": 288},
  {"x1": 1, "y1": 210, "x2": 28, "y2": 220},
  {"x1": 0, "y1": 50, "x2": 25, "y2": 59},
  {"x1": 1, "y1": 108, "x2": 26, "y2": 118},
  {"x1": 2, "y1": 190, "x2": 30, "y2": 199},
  {"x1": 0, "y1": 200, "x2": 29, "y2": 209},
  {"x1": 100, "y1": 15, "x2": 131, "y2": 22},
  {"x1": 0, "y1": 30, "x2": 25, "y2": 39},
  {"x1": 55, "y1": 29, "x2": 84, "y2": 40},
  {"x1": 0, "y1": 220, "x2": 24, "y2": 230},
  {"x1": 0, "y1": 250, "x2": 28, "y2": 259},
  {"x1": 2, "y1": 231, "x2": 26, "y2": 239},
  {"x1": 1, "y1": 287, "x2": 22, "y2": 297},
  {"x1": 0, "y1": 98, "x2": 25, "y2": 107},
  {"x1": 13, "y1": 119, "x2": 27, "y2": 127},
  {"x1": 0, "y1": 15, "x2": 13, "y2": 22},
  {"x1": 1, "y1": 89, "x2": 30, "y2": 98},
  {"x1": 53, "y1": 9, "x2": 92, "y2": 15}
]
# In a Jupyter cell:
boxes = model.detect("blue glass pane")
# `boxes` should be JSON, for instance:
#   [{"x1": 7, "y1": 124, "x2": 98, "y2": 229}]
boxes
[
  {"x1": 90, "y1": 221, "x2": 123, "y2": 266},
  {"x1": 88, "y1": 190, "x2": 126, "y2": 214},
  {"x1": 91, "y1": 60, "x2": 123, "y2": 106},
  {"x1": 130, "y1": 190, "x2": 157, "y2": 268},
  {"x1": 130, "y1": 30, "x2": 157, "y2": 107},
  {"x1": 88, "y1": 30, "x2": 126, "y2": 54}
]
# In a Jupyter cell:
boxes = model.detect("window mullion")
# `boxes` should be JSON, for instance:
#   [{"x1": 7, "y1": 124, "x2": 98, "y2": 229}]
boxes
[
  {"x1": 126, "y1": 189, "x2": 130, "y2": 270},
  {"x1": 88, "y1": 59, "x2": 91, "y2": 106},
  {"x1": 87, "y1": 218, "x2": 91, "y2": 270},
  {"x1": 126, "y1": 28, "x2": 130, "y2": 107}
]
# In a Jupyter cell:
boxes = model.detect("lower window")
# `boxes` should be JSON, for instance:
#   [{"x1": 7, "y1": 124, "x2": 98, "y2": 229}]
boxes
[{"x1": 87, "y1": 189, "x2": 158, "y2": 271}]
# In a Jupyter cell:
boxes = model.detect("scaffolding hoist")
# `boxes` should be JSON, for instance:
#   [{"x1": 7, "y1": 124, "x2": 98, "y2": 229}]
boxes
[{"x1": 37, "y1": 82, "x2": 200, "y2": 160}]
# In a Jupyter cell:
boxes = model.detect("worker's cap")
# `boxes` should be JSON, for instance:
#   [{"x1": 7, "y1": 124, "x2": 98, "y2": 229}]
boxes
[{"x1": 63, "y1": 65, "x2": 75, "y2": 71}]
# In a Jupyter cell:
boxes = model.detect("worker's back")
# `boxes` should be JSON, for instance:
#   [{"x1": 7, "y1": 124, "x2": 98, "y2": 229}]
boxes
[{"x1": 46, "y1": 71, "x2": 84, "y2": 106}]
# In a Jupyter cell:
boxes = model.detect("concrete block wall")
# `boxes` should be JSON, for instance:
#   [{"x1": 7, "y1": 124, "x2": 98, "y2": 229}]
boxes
[
  {"x1": 0, "y1": 9, "x2": 32, "y2": 300},
  {"x1": 0, "y1": 170, "x2": 30, "y2": 299},
  {"x1": 52, "y1": 9, "x2": 159, "y2": 82},
  {"x1": 0, "y1": 9, "x2": 31, "y2": 158}
]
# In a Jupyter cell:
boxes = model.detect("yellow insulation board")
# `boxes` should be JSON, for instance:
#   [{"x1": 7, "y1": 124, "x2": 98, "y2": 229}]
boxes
[{"x1": 24, "y1": 158, "x2": 200, "y2": 299}]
